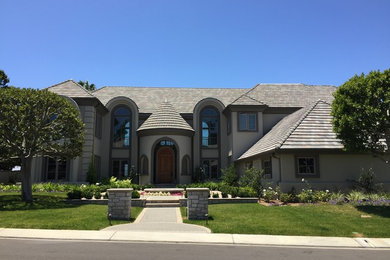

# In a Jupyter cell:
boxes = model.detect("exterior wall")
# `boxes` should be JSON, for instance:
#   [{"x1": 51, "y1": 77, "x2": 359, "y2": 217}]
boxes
[
  {"x1": 278, "y1": 153, "x2": 390, "y2": 192},
  {"x1": 231, "y1": 111, "x2": 264, "y2": 161},
  {"x1": 78, "y1": 105, "x2": 95, "y2": 181},
  {"x1": 139, "y1": 134, "x2": 192, "y2": 185},
  {"x1": 263, "y1": 113, "x2": 288, "y2": 134}
]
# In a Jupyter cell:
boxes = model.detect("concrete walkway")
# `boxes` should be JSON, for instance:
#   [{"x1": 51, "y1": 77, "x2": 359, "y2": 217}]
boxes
[
  {"x1": 102, "y1": 207, "x2": 210, "y2": 233},
  {"x1": 1, "y1": 228, "x2": 390, "y2": 248}
]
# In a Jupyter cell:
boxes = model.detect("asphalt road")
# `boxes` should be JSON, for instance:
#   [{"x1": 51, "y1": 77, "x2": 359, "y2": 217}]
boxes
[{"x1": 0, "y1": 238, "x2": 389, "y2": 260}]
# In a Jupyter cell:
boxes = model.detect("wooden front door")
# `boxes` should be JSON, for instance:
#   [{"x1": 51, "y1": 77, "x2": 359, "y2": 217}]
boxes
[{"x1": 157, "y1": 147, "x2": 174, "y2": 183}]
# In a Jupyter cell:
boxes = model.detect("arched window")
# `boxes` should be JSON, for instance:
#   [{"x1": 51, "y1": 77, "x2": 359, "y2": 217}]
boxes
[
  {"x1": 200, "y1": 107, "x2": 219, "y2": 148},
  {"x1": 140, "y1": 155, "x2": 149, "y2": 175},
  {"x1": 181, "y1": 155, "x2": 191, "y2": 175},
  {"x1": 112, "y1": 106, "x2": 131, "y2": 148}
]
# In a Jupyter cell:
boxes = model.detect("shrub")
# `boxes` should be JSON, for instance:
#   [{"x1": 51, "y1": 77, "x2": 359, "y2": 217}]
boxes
[
  {"x1": 212, "y1": 193, "x2": 219, "y2": 198},
  {"x1": 93, "y1": 189, "x2": 102, "y2": 199},
  {"x1": 297, "y1": 189, "x2": 314, "y2": 203},
  {"x1": 109, "y1": 176, "x2": 132, "y2": 188},
  {"x1": 237, "y1": 186, "x2": 257, "y2": 197},
  {"x1": 329, "y1": 191, "x2": 345, "y2": 205},
  {"x1": 312, "y1": 190, "x2": 331, "y2": 202},
  {"x1": 132, "y1": 190, "x2": 140, "y2": 198},
  {"x1": 239, "y1": 167, "x2": 264, "y2": 196},
  {"x1": 357, "y1": 168, "x2": 377, "y2": 193},
  {"x1": 67, "y1": 187, "x2": 82, "y2": 199},
  {"x1": 280, "y1": 193, "x2": 298, "y2": 204},
  {"x1": 262, "y1": 187, "x2": 278, "y2": 202},
  {"x1": 346, "y1": 190, "x2": 366, "y2": 202},
  {"x1": 221, "y1": 164, "x2": 239, "y2": 187}
]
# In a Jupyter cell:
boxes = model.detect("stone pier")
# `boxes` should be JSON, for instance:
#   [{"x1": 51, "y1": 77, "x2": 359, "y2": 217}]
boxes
[
  {"x1": 186, "y1": 188, "x2": 209, "y2": 220},
  {"x1": 107, "y1": 188, "x2": 133, "y2": 220}
]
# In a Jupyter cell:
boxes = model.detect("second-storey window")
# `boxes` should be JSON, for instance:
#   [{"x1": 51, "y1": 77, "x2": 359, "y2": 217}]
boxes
[
  {"x1": 112, "y1": 106, "x2": 131, "y2": 148},
  {"x1": 238, "y1": 112, "x2": 257, "y2": 131},
  {"x1": 201, "y1": 107, "x2": 219, "y2": 148}
]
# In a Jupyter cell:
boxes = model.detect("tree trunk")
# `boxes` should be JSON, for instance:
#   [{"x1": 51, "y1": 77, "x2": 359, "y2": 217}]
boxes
[{"x1": 21, "y1": 157, "x2": 33, "y2": 202}]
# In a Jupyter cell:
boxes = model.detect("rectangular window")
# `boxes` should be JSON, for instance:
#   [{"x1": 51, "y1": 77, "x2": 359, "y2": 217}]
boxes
[
  {"x1": 46, "y1": 158, "x2": 68, "y2": 181},
  {"x1": 112, "y1": 159, "x2": 129, "y2": 177},
  {"x1": 202, "y1": 159, "x2": 219, "y2": 179},
  {"x1": 263, "y1": 159, "x2": 272, "y2": 179},
  {"x1": 296, "y1": 157, "x2": 318, "y2": 177},
  {"x1": 201, "y1": 118, "x2": 218, "y2": 148},
  {"x1": 238, "y1": 112, "x2": 257, "y2": 131},
  {"x1": 113, "y1": 118, "x2": 130, "y2": 148},
  {"x1": 95, "y1": 112, "x2": 102, "y2": 139}
]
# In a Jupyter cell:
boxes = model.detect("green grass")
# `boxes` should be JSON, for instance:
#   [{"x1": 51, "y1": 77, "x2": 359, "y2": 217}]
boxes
[
  {"x1": 0, "y1": 192, "x2": 142, "y2": 230},
  {"x1": 181, "y1": 203, "x2": 390, "y2": 237}
]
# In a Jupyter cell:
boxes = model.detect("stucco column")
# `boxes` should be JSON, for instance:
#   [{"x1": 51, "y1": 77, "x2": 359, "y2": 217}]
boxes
[
  {"x1": 187, "y1": 188, "x2": 209, "y2": 220},
  {"x1": 107, "y1": 188, "x2": 133, "y2": 220}
]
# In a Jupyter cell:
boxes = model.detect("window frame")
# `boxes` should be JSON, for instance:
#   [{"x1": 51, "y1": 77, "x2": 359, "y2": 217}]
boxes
[
  {"x1": 238, "y1": 112, "x2": 258, "y2": 132},
  {"x1": 111, "y1": 106, "x2": 131, "y2": 149},
  {"x1": 200, "y1": 107, "x2": 220, "y2": 149},
  {"x1": 45, "y1": 157, "x2": 69, "y2": 181},
  {"x1": 263, "y1": 158, "x2": 272, "y2": 179},
  {"x1": 201, "y1": 158, "x2": 219, "y2": 179},
  {"x1": 295, "y1": 155, "x2": 319, "y2": 178},
  {"x1": 111, "y1": 159, "x2": 130, "y2": 178}
]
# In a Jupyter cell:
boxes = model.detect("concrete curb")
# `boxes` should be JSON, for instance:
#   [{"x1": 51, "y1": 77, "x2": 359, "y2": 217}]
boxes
[{"x1": 0, "y1": 228, "x2": 389, "y2": 248}]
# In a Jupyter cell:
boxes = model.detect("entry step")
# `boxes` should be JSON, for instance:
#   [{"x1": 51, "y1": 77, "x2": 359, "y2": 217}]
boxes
[
  {"x1": 145, "y1": 202, "x2": 180, "y2": 208},
  {"x1": 144, "y1": 188, "x2": 184, "y2": 193}
]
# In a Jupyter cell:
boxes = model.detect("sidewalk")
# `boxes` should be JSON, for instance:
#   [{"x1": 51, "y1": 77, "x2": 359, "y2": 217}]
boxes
[{"x1": 1, "y1": 228, "x2": 390, "y2": 248}]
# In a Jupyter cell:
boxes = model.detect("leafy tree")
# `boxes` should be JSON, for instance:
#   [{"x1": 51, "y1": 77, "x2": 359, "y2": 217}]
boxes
[
  {"x1": 0, "y1": 88, "x2": 85, "y2": 202},
  {"x1": 78, "y1": 80, "x2": 96, "y2": 91},
  {"x1": 221, "y1": 164, "x2": 239, "y2": 186},
  {"x1": 331, "y1": 69, "x2": 390, "y2": 155},
  {"x1": 0, "y1": 70, "x2": 10, "y2": 88}
]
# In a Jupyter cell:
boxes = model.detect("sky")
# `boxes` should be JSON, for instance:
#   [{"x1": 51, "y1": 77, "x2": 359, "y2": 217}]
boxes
[{"x1": 1, "y1": 0, "x2": 389, "y2": 90}]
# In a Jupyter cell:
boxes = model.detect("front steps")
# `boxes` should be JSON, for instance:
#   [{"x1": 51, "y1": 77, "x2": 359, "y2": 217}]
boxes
[{"x1": 142, "y1": 188, "x2": 184, "y2": 207}]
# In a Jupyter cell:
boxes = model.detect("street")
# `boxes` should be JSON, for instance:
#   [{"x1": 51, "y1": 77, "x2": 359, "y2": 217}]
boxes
[{"x1": 0, "y1": 238, "x2": 389, "y2": 260}]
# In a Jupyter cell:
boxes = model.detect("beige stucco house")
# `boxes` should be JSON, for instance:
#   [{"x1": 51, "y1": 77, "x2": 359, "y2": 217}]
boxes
[{"x1": 30, "y1": 80, "x2": 390, "y2": 191}]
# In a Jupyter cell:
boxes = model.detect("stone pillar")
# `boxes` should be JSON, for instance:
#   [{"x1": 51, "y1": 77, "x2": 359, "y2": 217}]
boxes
[
  {"x1": 187, "y1": 188, "x2": 209, "y2": 220},
  {"x1": 107, "y1": 188, "x2": 133, "y2": 220}
]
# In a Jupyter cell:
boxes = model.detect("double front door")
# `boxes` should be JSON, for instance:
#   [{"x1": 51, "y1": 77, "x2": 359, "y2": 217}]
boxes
[{"x1": 157, "y1": 147, "x2": 174, "y2": 183}]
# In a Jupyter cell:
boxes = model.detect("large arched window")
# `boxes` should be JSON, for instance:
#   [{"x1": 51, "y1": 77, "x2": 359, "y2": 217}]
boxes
[
  {"x1": 112, "y1": 106, "x2": 131, "y2": 148},
  {"x1": 200, "y1": 107, "x2": 219, "y2": 148}
]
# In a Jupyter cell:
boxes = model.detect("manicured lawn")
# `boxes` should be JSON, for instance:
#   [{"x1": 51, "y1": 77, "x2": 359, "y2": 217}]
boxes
[
  {"x1": 181, "y1": 203, "x2": 390, "y2": 237},
  {"x1": 0, "y1": 192, "x2": 142, "y2": 230}
]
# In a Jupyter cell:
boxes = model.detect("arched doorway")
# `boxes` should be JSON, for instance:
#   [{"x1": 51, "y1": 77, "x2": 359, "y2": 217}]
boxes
[
  {"x1": 157, "y1": 147, "x2": 174, "y2": 183},
  {"x1": 154, "y1": 139, "x2": 177, "y2": 184}
]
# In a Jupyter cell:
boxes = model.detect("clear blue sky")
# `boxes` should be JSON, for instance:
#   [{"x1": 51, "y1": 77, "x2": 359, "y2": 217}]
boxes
[{"x1": 1, "y1": 0, "x2": 389, "y2": 89}]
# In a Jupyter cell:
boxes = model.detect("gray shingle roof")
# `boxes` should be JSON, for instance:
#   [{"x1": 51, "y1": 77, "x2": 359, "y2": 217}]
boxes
[
  {"x1": 230, "y1": 93, "x2": 266, "y2": 106},
  {"x1": 246, "y1": 83, "x2": 336, "y2": 107},
  {"x1": 47, "y1": 80, "x2": 94, "y2": 98},
  {"x1": 93, "y1": 86, "x2": 248, "y2": 113},
  {"x1": 238, "y1": 100, "x2": 344, "y2": 160},
  {"x1": 137, "y1": 101, "x2": 194, "y2": 132}
]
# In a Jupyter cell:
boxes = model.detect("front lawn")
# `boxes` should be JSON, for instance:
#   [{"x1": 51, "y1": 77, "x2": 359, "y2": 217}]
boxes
[
  {"x1": 182, "y1": 203, "x2": 390, "y2": 237},
  {"x1": 0, "y1": 192, "x2": 142, "y2": 230}
]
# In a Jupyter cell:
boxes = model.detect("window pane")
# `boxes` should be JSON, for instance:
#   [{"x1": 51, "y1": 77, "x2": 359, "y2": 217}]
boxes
[
  {"x1": 57, "y1": 160, "x2": 67, "y2": 180},
  {"x1": 202, "y1": 118, "x2": 218, "y2": 147},
  {"x1": 298, "y1": 158, "x2": 315, "y2": 175},
  {"x1": 239, "y1": 113, "x2": 247, "y2": 130},
  {"x1": 113, "y1": 160, "x2": 120, "y2": 177},
  {"x1": 201, "y1": 108, "x2": 218, "y2": 117},
  {"x1": 47, "y1": 158, "x2": 56, "y2": 180},
  {"x1": 122, "y1": 161, "x2": 129, "y2": 177},
  {"x1": 114, "y1": 107, "x2": 130, "y2": 116},
  {"x1": 248, "y1": 114, "x2": 256, "y2": 130},
  {"x1": 113, "y1": 117, "x2": 130, "y2": 147}
]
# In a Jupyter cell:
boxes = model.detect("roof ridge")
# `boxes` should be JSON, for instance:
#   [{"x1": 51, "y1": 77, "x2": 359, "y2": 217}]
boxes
[
  {"x1": 46, "y1": 79, "x2": 94, "y2": 97},
  {"x1": 276, "y1": 100, "x2": 323, "y2": 149},
  {"x1": 72, "y1": 80, "x2": 94, "y2": 97},
  {"x1": 46, "y1": 79, "x2": 73, "y2": 89},
  {"x1": 98, "y1": 86, "x2": 248, "y2": 90}
]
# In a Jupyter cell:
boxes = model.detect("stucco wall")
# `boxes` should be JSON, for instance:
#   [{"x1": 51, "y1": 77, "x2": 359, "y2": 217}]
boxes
[
  {"x1": 263, "y1": 113, "x2": 288, "y2": 134},
  {"x1": 278, "y1": 153, "x2": 390, "y2": 192},
  {"x1": 231, "y1": 111, "x2": 264, "y2": 161}
]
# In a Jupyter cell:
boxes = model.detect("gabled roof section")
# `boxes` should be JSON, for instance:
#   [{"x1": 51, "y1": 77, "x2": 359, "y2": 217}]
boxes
[
  {"x1": 230, "y1": 93, "x2": 266, "y2": 106},
  {"x1": 47, "y1": 79, "x2": 94, "y2": 98},
  {"x1": 238, "y1": 100, "x2": 344, "y2": 160},
  {"x1": 246, "y1": 83, "x2": 336, "y2": 107},
  {"x1": 137, "y1": 101, "x2": 194, "y2": 132},
  {"x1": 93, "y1": 86, "x2": 247, "y2": 113}
]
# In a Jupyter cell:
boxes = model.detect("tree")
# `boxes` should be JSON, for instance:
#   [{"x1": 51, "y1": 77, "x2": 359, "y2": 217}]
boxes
[
  {"x1": 331, "y1": 69, "x2": 390, "y2": 155},
  {"x1": 0, "y1": 88, "x2": 85, "y2": 202},
  {"x1": 0, "y1": 70, "x2": 10, "y2": 88},
  {"x1": 78, "y1": 80, "x2": 96, "y2": 91}
]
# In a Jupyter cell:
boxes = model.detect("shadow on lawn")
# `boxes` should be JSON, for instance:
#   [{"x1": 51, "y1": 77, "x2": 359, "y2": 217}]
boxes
[
  {"x1": 0, "y1": 194, "x2": 81, "y2": 211},
  {"x1": 355, "y1": 206, "x2": 390, "y2": 218}
]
